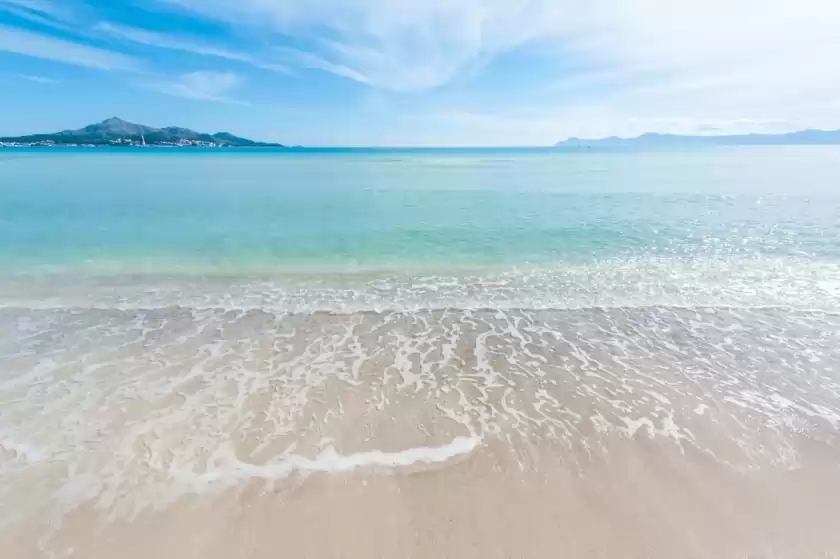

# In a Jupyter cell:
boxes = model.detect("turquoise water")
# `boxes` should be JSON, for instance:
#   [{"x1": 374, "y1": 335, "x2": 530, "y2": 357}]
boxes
[{"x1": 2, "y1": 147, "x2": 840, "y2": 278}]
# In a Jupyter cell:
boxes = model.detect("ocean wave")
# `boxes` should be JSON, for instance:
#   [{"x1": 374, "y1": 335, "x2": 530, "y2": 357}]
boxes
[
  {"x1": 3, "y1": 256, "x2": 840, "y2": 526},
  {"x1": 2, "y1": 256, "x2": 839, "y2": 313}
]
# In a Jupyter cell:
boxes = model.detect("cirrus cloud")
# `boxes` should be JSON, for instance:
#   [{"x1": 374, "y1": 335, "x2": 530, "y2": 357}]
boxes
[
  {"x1": 0, "y1": 23, "x2": 141, "y2": 71},
  {"x1": 146, "y1": 71, "x2": 247, "y2": 104},
  {"x1": 153, "y1": 0, "x2": 840, "y2": 98}
]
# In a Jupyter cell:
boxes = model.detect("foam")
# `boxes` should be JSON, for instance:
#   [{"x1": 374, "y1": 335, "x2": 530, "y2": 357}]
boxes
[
  {"x1": 2, "y1": 256, "x2": 840, "y2": 314},
  {"x1": 3, "y1": 295, "x2": 840, "y2": 526},
  {"x1": 200, "y1": 436, "x2": 482, "y2": 484}
]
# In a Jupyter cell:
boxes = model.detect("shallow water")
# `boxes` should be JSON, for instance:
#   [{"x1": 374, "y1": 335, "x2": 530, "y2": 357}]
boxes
[{"x1": 2, "y1": 147, "x2": 840, "y2": 557}]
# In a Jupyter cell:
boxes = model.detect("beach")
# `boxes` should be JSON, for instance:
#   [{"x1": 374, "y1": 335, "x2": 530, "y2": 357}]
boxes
[
  {"x1": 2, "y1": 147, "x2": 840, "y2": 557},
  {"x1": 6, "y1": 435, "x2": 840, "y2": 559}
]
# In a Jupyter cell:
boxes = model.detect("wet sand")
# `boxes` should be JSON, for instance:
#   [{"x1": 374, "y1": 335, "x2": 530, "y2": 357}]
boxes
[
  {"x1": 3, "y1": 304, "x2": 840, "y2": 558},
  {"x1": 5, "y1": 435, "x2": 840, "y2": 559}
]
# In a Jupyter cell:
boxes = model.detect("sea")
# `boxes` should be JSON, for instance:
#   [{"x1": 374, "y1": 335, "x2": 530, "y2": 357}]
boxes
[{"x1": 2, "y1": 146, "x2": 840, "y2": 558}]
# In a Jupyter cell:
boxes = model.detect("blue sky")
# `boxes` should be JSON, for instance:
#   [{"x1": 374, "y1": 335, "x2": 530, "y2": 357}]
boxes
[{"x1": 1, "y1": 0, "x2": 839, "y2": 146}]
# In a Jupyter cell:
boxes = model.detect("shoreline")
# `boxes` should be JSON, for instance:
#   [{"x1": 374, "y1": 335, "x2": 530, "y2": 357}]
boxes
[{"x1": 5, "y1": 436, "x2": 840, "y2": 559}]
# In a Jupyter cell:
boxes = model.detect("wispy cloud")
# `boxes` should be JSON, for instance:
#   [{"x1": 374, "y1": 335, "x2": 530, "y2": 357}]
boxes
[
  {"x1": 146, "y1": 71, "x2": 247, "y2": 104},
  {"x1": 16, "y1": 73, "x2": 59, "y2": 84},
  {"x1": 276, "y1": 47, "x2": 368, "y2": 84},
  {"x1": 0, "y1": 0, "x2": 87, "y2": 31},
  {"x1": 156, "y1": 0, "x2": 568, "y2": 91},
  {"x1": 0, "y1": 0, "x2": 64, "y2": 17},
  {"x1": 4, "y1": 0, "x2": 840, "y2": 143},
  {"x1": 154, "y1": 0, "x2": 840, "y2": 106},
  {"x1": 0, "y1": 0, "x2": 60, "y2": 10},
  {"x1": 96, "y1": 21, "x2": 290, "y2": 73},
  {"x1": 0, "y1": 24, "x2": 141, "y2": 71}
]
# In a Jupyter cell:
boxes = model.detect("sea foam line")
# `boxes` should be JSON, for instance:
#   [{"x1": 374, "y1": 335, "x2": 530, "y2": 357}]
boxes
[{"x1": 198, "y1": 436, "x2": 482, "y2": 484}]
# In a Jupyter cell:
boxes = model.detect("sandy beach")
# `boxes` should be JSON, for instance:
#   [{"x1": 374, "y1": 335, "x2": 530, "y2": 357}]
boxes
[
  {"x1": 5, "y1": 434, "x2": 840, "y2": 559},
  {"x1": 2, "y1": 304, "x2": 840, "y2": 558}
]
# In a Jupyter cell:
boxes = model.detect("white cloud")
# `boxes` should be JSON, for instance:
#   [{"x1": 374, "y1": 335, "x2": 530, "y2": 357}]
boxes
[
  {"x1": 96, "y1": 22, "x2": 290, "y2": 73},
  {"x1": 152, "y1": 0, "x2": 840, "y2": 131},
  {"x1": 0, "y1": 24, "x2": 141, "y2": 71},
  {"x1": 157, "y1": 0, "x2": 570, "y2": 91},
  {"x1": 147, "y1": 71, "x2": 247, "y2": 104},
  {"x1": 16, "y1": 73, "x2": 59, "y2": 83},
  {"x1": 9, "y1": 0, "x2": 840, "y2": 142}
]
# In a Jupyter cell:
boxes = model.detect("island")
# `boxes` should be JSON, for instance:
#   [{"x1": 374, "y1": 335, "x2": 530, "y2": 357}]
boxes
[
  {"x1": 554, "y1": 129, "x2": 840, "y2": 148},
  {"x1": 0, "y1": 117, "x2": 286, "y2": 148}
]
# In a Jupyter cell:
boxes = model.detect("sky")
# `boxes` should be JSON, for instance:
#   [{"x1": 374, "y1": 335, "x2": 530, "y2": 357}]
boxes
[{"x1": 1, "y1": 0, "x2": 840, "y2": 146}]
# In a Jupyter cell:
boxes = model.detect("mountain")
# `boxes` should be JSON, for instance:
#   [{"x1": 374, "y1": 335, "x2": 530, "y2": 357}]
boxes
[
  {"x1": 0, "y1": 117, "x2": 284, "y2": 147},
  {"x1": 555, "y1": 129, "x2": 840, "y2": 148}
]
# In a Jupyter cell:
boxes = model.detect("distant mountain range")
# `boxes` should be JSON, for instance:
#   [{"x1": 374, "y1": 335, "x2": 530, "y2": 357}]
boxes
[
  {"x1": 555, "y1": 129, "x2": 840, "y2": 148},
  {"x1": 0, "y1": 117, "x2": 284, "y2": 147}
]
